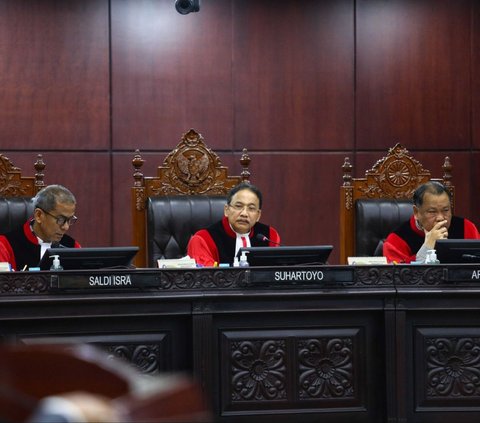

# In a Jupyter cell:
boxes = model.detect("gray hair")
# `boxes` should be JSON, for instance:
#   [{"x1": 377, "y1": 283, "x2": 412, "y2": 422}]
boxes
[{"x1": 33, "y1": 184, "x2": 76, "y2": 212}]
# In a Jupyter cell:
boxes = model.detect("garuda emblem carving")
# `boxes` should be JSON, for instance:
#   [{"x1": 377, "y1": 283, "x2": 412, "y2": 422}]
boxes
[{"x1": 176, "y1": 150, "x2": 210, "y2": 185}]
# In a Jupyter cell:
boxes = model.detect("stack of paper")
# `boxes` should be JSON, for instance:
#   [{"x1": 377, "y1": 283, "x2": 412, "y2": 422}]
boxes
[{"x1": 157, "y1": 256, "x2": 197, "y2": 269}]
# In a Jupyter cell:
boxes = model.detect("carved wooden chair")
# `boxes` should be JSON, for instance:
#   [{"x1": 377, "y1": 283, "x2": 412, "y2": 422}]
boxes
[
  {"x1": 132, "y1": 129, "x2": 251, "y2": 267},
  {"x1": 0, "y1": 153, "x2": 46, "y2": 235},
  {"x1": 339, "y1": 143, "x2": 454, "y2": 264}
]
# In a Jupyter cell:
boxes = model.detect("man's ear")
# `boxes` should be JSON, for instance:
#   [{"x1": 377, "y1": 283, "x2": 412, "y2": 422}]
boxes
[
  {"x1": 224, "y1": 204, "x2": 229, "y2": 217},
  {"x1": 33, "y1": 208, "x2": 43, "y2": 223},
  {"x1": 413, "y1": 205, "x2": 419, "y2": 219},
  {"x1": 256, "y1": 210, "x2": 262, "y2": 223}
]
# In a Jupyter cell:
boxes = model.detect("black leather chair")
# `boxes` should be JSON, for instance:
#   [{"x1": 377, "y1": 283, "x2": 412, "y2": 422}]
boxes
[
  {"x1": 0, "y1": 198, "x2": 35, "y2": 235},
  {"x1": 355, "y1": 199, "x2": 413, "y2": 256},
  {"x1": 147, "y1": 196, "x2": 226, "y2": 264}
]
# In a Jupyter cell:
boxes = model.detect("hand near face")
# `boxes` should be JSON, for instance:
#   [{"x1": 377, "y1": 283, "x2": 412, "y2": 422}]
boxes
[{"x1": 424, "y1": 219, "x2": 448, "y2": 249}]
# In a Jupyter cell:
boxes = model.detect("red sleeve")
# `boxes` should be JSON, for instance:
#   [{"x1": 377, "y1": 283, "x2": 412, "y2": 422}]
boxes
[
  {"x1": 464, "y1": 219, "x2": 480, "y2": 239},
  {"x1": 0, "y1": 235, "x2": 17, "y2": 271},
  {"x1": 187, "y1": 230, "x2": 219, "y2": 267},
  {"x1": 268, "y1": 227, "x2": 281, "y2": 247},
  {"x1": 383, "y1": 232, "x2": 416, "y2": 264}
]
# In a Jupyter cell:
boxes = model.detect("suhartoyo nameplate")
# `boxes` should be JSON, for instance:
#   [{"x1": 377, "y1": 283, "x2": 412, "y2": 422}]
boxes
[{"x1": 248, "y1": 267, "x2": 354, "y2": 286}]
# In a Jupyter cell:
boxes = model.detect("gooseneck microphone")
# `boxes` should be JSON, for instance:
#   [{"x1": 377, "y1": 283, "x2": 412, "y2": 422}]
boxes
[{"x1": 256, "y1": 233, "x2": 282, "y2": 246}]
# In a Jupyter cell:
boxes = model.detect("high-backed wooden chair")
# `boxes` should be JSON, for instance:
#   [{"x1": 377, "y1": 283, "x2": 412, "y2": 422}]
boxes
[
  {"x1": 132, "y1": 129, "x2": 251, "y2": 268},
  {"x1": 0, "y1": 153, "x2": 46, "y2": 235},
  {"x1": 339, "y1": 143, "x2": 454, "y2": 264}
]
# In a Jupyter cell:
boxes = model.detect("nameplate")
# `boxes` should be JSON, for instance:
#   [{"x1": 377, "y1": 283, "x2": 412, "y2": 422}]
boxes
[
  {"x1": 445, "y1": 268, "x2": 480, "y2": 283},
  {"x1": 248, "y1": 268, "x2": 354, "y2": 287},
  {"x1": 50, "y1": 273, "x2": 160, "y2": 290}
]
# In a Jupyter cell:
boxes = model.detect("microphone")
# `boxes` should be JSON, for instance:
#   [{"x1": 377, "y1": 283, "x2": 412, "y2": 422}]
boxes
[
  {"x1": 51, "y1": 242, "x2": 67, "y2": 248},
  {"x1": 256, "y1": 233, "x2": 282, "y2": 246}
]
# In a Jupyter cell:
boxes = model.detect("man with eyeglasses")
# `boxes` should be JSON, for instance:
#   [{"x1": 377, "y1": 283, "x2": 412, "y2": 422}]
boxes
[
  {"x1": 187, "y1": 182, "x2": 280, "y2": 266},
  {"x1": 0, "y1": 184, "x2": 81, "y2": 271}
]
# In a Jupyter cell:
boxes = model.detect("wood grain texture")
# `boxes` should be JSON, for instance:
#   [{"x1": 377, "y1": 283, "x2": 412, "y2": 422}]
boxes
[
  {"x1": 0, "y1": 0, "x2": 478, "y2": 265},
  {"x1": 0, "y1": 0, "x2": 110, "y2": 150},
  {"x1": 111, "y1": 0, "x2": 233, "y2": 151},
  {"x1": 356, "y1": 0, "x2": 471, "y2": 150},
  {"x1": 233, "y1": 0, "x2": 354, "y2": 151}
]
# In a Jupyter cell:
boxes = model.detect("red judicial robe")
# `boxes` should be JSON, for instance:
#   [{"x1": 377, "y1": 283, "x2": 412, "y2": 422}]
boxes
[
  {"x1": 187, "y1": 216, "x2": 280, "y2": 266},
  {"x1": 0, "y1": 220, "x2": 80, "y2": 271},
  {"x1": 383, "y1": 215, "x2": 480, "y2": 264}
]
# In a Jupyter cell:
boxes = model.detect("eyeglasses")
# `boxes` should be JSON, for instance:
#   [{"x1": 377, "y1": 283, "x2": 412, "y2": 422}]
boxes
[
  {"x1": 39, "y1": 208, "x2": 78, "y2": 226},
  {"x1": 228, "y1": 203, "x2": 259, "y2": 213}
]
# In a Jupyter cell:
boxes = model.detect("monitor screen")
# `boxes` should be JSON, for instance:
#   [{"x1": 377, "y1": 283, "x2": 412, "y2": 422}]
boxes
[
  {"x1": 38, "y1": 246, "x2": 139, "y2": 270},
  {"x1": 238, "y1": 245, "x2": 333, "y2": 267},
  {"x1": 435, "y1": 239, "x2": 480, "y2": 264}
]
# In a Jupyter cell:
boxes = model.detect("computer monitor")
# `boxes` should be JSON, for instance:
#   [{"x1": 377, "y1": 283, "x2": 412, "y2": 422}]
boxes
[
  {"x1": 435, "y1": 239, "x2": 480, "y2": 264},
  {"x1": 238, "y1": 245, "x2": 333, "y2": 267},
  {"x1": 38, "y1": 246, "x2": 139, "y2": 270}
]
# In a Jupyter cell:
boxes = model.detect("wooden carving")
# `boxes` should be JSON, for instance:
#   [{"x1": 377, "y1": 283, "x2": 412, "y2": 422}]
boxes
[
  {"x1": 360, "y1": 144, "x2": 431, "y2": 199},
  {"x1": 0, "y1": 154, "x2": 45, "y2": 197}
]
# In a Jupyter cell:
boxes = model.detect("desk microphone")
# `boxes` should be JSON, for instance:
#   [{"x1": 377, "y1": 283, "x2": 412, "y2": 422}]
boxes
[
  {"x1": 256, "y1": 233, "x2": 282, "y2": 246},
  {"x1": 51, "y1": 242, "x2": 67, "y2": 248}
]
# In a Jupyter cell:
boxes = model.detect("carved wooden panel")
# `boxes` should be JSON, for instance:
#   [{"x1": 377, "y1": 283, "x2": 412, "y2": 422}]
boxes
[
  {"x1": 415, "y1": 327, "x2": 480, "y2": 408},
  {"x1": 133, "y1": 129, "x2": 250, "y2": 199},
  {"x1": 0, "y1": 153, "x2": 45, "y2": 197},
  {"x1": 220, "y1": 328, "x2": 363, "y2": 414}
]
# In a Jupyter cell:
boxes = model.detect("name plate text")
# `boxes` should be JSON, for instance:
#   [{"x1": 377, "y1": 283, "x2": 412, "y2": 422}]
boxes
[
  {"x1": 248, "y1": 268, "x2": 354, "y2": 287},
  {"x1": 446, "y1": 268, "x2": 480, "y2": 282},
  {"x1": 50, "y1": 273, "x2": 160, "y2": 290}
]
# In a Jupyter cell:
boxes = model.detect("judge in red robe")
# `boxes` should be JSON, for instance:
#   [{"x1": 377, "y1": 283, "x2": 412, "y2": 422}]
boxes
[
  {"x1": 187, "y1": 182, "x2": 280, "y2": 266},
  {"x1": 383, "y1": 181, "x2": 480, "y2": 263},
  {"x1": 0, "y1": 185, "x2": 80, "y2": 271}
]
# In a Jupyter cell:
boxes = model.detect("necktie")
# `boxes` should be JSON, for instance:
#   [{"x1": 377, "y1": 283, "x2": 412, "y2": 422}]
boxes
[{"x1": 241, "y1": 236, "x2": 247, "y2": 248}]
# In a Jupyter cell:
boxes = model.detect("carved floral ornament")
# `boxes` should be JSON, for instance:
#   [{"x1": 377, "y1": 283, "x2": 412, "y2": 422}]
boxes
[
  {"x1": 342, "y1": 143, "x2": 434, "y2": 206},
  {"x1": 426, "y1": 336, "x2": 480, "y2": 398}
]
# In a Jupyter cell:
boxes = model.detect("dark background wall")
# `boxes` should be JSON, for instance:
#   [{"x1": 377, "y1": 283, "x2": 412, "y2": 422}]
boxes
[{"x1": 0, "y1": 0, "x2": 478, "y2": 264}]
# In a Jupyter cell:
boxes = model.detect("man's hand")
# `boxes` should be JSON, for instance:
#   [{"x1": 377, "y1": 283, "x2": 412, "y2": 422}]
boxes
[{"x1": 424, "y1": 219, "x2": 448, "y2": 249}]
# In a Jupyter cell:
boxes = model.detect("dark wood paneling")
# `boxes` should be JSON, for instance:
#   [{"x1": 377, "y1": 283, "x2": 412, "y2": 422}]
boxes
[
  {"x1": 111, "y1": 0, "x2": 233, "y2": 151},
  {"x1": 249, "y1": 153, "x2": 344, "y2": 264},
  {"x1": 36, "y1": 152, "x2": 112, "y2": 248},
  {"x1": 356, "y1": 0, "x2": 471, "y2": 150},
  {"x1": 0, "y1": 0, "x2": 110, "y2": 150},
  {"x1": 233, "y1": 0, "x2": 354, "y2": 151},
  {"x1": 0, "y1": 0, "x2": 479, "y2": 267},
  {"x1": 473, "y1": 1, "x2": 480, "y2": 149}
]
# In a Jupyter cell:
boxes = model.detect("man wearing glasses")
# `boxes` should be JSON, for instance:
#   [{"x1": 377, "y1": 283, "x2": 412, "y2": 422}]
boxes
[
  {"x1": 187, "y1": 182, "x2": 280, "y2": 266},
  {"x1": 0, "y1": 184, "x2": 80, "y2": 271}
]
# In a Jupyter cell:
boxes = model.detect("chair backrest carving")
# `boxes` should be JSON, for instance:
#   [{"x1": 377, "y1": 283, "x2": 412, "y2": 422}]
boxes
[
  {"x1": 0, "y1": 153, "x2": 45, "y2": 197},
  {"x1": 339, "y1": 143, "x2": 454, "y2": 263},
  {"x1": 132, "y1": 129, "x2": 250, "y2": 267},
  {"x1": 0, "y1": 154, "x2": 46, "y2": 235}
]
